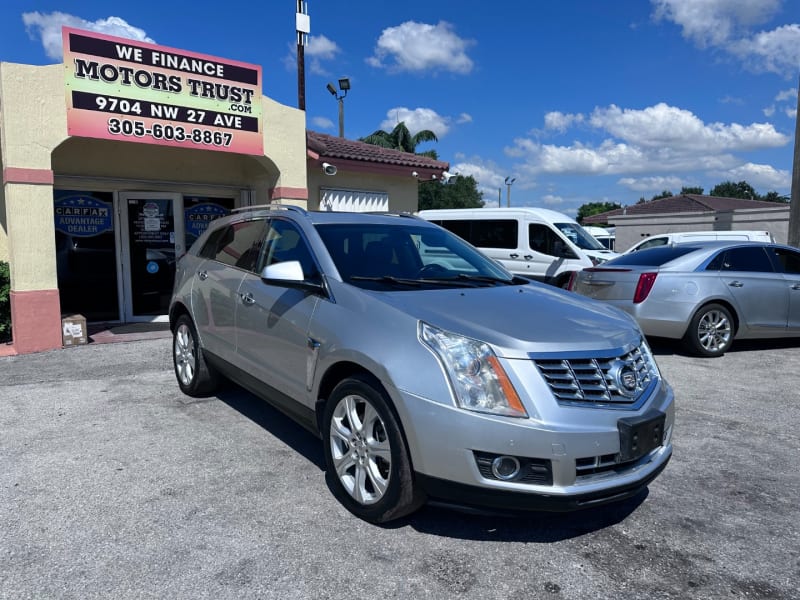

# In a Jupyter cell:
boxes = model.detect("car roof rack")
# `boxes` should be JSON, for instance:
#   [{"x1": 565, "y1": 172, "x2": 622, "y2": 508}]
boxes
[{"x1": 231, "y1": 204, "x2": 308, "y2": 215}]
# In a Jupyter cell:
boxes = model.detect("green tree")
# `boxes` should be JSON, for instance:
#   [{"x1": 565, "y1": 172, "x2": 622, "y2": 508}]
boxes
[
  {"x1": 651, "y1": 189, "x2": 674, "y2": 200},
  {"x1": 709, "y1": 180, "x2": 758, "y2": 200},
  {"x1": 762, "y1": 190, "x2": 790, "y2": 203},
  {"x1": 360, "y1": 122, "x2": 439, "y2": 159},
  {"x1": 418, "y1": 175, "x2": 483, "y2": 210},
  {"x1": 680, "y1": 186, "x2": 704, "y2": 195},
  {"x1": 576, "y1": 201, "x2": 622, "y2": 224}
]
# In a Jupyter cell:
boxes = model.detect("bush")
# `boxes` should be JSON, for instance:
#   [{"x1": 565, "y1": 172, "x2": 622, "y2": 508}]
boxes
[{"x1": 0, "y1": 261, "x2": 10, "y2": 343}]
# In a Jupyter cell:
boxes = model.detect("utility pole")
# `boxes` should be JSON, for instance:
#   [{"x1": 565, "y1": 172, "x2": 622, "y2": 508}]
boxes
[
  {"x1": 789, "y1": 75, "x2": 800, "y2": 247},
  {"x1": 505, "y1": 177, "x2": 516, "y2": 207},
  {"x1": 295, "y1": 1, "x2": 310, "y2": 111}
]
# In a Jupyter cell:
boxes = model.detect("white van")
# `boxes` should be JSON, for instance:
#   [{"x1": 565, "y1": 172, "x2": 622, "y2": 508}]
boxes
[
  {"x1": 418, "y1": 207, "x2": 618, "y2": 287},
  {"x1": 584, "y1": 226, "x2": 616, "y2": 251},
  {"x1": 624, "y1": 230, "x2": 774, "y2": 254}
]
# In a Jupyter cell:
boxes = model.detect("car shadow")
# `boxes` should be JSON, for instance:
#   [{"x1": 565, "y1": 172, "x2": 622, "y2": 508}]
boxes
[
  {"x1": 215, "y1": 384, "x2": 326, "y2": 470},
  {"x1": 214, "y1": 381, "x2": 647, "y2": 542}
]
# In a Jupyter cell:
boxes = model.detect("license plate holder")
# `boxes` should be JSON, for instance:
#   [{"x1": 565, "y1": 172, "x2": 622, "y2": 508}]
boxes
[{"x1": 618, "y1": 410, "x2": 666, "y2": 463}]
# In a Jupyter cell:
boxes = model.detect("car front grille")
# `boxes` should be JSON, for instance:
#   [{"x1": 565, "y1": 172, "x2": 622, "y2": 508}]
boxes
[{"x1": 531, "y1": 341, "x2": 658, "y2": 409}]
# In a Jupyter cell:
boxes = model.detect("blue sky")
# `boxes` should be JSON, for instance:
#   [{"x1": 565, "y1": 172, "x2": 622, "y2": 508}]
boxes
[{"x1": 2, "y1": 1, "x2": 799, "y2": 217}]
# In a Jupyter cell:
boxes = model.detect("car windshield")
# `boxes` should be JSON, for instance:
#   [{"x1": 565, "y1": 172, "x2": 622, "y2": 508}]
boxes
[
  {"x1": 554, "y1": 222, "x2": 606, "y2": 251},
  {"x1": 603, "y1": 246, "x2": 699, "y2": 267},
  {"x1": 315, "y1": 223, "x2": 518, "y2": 290}
]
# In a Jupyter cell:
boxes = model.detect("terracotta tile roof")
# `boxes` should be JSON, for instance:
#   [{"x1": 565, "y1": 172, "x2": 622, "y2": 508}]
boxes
[
  {"x1": 307, "y1": 130, "x2": 449, "y2": 170},
  {"x1": 583, "y1": 194, "x2": 787, "y2": 224}
]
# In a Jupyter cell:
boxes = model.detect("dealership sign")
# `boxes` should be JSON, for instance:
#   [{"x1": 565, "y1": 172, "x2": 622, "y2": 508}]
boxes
[
  {"x1": 54, "y1": 195, "x2": 114, "y2": 236},
  {"x1": 62, "y1": 27, "x2": 263, "y2": 155}
]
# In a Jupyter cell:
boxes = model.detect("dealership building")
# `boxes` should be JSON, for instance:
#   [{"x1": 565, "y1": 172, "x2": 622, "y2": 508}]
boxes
[{"x1": 0, "y1": 28, "x2": 447, "y2": 355}]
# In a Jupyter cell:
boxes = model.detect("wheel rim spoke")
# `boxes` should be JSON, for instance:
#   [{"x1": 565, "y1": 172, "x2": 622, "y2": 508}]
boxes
[
  {"x1": 328, "y1": 392, "x2": 392, "y2": 506},
  {"x1": 174, "y1": 325, "x2": 197, "y2": 385}
]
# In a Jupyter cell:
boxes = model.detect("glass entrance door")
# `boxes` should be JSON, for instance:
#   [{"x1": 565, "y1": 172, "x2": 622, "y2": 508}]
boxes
[{"x1": 119, "y1": 192, "x2": 184, "y2": 321}]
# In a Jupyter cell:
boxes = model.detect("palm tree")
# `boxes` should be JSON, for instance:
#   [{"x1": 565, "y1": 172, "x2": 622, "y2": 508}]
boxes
[{"x1": 359, "y1": 122, "x2": 439, "y2": 159}]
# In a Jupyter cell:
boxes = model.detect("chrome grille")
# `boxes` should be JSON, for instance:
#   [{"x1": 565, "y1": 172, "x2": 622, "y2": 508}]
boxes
[{"x1": 532, "y1": 342, "x2": 658, "y2": 408}]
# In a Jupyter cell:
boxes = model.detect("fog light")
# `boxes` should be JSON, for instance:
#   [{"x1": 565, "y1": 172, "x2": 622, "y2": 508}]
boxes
[{"x1": 491, "y1": 455, "x2": 521, "y2": 480}]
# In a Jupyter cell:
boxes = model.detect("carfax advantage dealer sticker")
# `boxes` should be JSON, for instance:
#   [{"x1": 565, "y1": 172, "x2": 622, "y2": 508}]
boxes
[{"x1": 62, "y1": 26, "x2": 263, "y2": 155}]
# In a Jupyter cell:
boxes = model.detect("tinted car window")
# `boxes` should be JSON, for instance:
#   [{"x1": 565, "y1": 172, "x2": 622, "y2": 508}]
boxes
[
  {"x1": 529, "y1": 223, "x2": 576, "y2": 258},
  {"x1": 771, "y1": 247, "x2": 800, "y2": 274},
  {"x1": 719, "y1": 246, "x2": 774, "y2": 273},
  {"x1": 634, "y1": 237, "x2": 669, "y2": 251},
  {"x1": 259, "y1": 219, "x2": 319, "y2": 280},
  {"x1": 605, "y1": 246, "x2": 698, "y2": 267},
  {"x1": 212, "y1": 219, "x2": 266, "y2": 272},
  {"x1": 433, "y1": 219, "x2": 517, "y2": 249}
]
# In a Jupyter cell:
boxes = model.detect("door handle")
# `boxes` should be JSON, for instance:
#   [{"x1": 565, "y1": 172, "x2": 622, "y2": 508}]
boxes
[
  {"x1": 240, "y1": 292, "x2": 255, "y2": 305},
  {"x1": 509, "y1": 253, "x2": 519, "y2": 259},
  {"x1": 197, "y1": 270, "x2": 208, "y2": 281},
  {"x1": 523, "y1": 254, "x2": 533, "y2": 260},
  {"x1": 791, "y1": 283, "x2": 800, "y2": 290},
  {"x1": 728, "y1": 281, "x2": 744, "y2": 288}
]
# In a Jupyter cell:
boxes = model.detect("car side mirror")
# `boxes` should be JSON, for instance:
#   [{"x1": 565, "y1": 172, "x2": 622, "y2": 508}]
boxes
[{"x1": 260, "y1": 261, "x2": 324, "y2": 293}]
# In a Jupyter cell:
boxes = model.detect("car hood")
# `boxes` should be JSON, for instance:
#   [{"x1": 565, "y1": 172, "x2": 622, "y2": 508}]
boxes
[{"x1": 366, "y1": 282, "x2": 641, "y2": 359}]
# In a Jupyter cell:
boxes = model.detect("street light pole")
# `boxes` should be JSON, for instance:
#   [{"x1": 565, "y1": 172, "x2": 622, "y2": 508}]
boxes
[
  {"x1": 326, "y1": 77, "x2": 350, "y2": 138},
  {"x1": 505, "y1": 177, "x2": 516, "y2": 207}
]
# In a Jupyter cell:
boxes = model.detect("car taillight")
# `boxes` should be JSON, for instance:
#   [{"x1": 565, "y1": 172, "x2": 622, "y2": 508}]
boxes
[{"x1": 633, "y1": 272, "x2": 657, "y2": 304}]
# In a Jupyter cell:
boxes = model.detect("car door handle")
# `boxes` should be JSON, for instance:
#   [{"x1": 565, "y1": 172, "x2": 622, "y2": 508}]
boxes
[
  {"x1": 240, "y1": 292, "x2": 255, "y2": 305},
  {"x1": 523, "y1": 254, "x2": 533, "y2": 260},
  {"x1": 197, "y1": 270, "x2": 208, "y2": 281},
  {"x1": 728, "y1": 281, "x2": 744, "y2": 288},
  {"x1": 509, "y1": 253, "x2": 519, "y2": 258},
  {"x1": 792, "y1": 283, "x2": 800, "y2": 290}
]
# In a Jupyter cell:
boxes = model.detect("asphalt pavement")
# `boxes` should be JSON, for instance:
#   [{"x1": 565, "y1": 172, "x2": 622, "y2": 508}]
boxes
[{"x1": 1, "y1": 336, "x2": 799, "y2": 599}]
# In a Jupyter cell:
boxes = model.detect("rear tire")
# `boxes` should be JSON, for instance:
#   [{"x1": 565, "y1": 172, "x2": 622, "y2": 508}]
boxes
[
  {"x1": 323, "y1": 375, "x2": 425, "y2": 523},
  {"x1": 683, "y1": 303, "x2": 734, "y2": 357},
  {"x1": 173, "y1": 314, "x2": 218, "y2": 396}
]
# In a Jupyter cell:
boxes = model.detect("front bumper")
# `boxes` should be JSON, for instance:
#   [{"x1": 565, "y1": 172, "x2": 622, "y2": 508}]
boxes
[{"x1": 396, "y1": 380, "x2": 674, "y2": 511}]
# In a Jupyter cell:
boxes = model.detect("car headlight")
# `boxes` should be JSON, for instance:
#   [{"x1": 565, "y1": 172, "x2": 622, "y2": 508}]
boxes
[{"x1": 419, "y1": 322, "x2": 528, "y2": 418}]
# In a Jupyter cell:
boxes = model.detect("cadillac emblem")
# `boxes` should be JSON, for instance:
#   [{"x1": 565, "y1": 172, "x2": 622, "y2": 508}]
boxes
[{"x1": 609, "y1": 360, "x2": 639, "y2": 397}]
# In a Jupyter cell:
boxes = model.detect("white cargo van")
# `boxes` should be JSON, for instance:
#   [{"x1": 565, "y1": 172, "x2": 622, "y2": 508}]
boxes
[
  {"x1": 584, "y1": 226, "x2": 616, "y2": 251},
  {"x1": 624, "y1": 230, "x2": 774, "y2": 254},
  {"x1": 418, "y1": 207, "x2": 618, "y2": 287}
]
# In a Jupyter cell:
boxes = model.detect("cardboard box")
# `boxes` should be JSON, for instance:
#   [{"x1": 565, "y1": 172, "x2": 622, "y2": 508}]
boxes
[{"x1": 62, "y1": 314, "x2": 88, "y2": 347}]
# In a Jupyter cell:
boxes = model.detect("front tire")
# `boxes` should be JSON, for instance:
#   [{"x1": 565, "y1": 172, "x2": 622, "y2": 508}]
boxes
[
  {"x1": 173, "y1": 314, "x2": 218, "y2": 396},
  {"x1": 323, "y1": 375, "x2": 424, "y2": 523},
  {"x1": 683, "y1": 303, "x2": 734, "y2": 357}
]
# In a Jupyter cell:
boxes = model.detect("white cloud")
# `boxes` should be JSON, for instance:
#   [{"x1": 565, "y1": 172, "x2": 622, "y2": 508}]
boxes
[
  {"x1": 541, "y1": 194, "x2": 565, "y2": 206},
  {"x1": 283, "y1": 35, "x2": 342, "y2": 75},
  {"x1": 379, "y1": 107, "x2": 452, "y2": 138},
  {"x1": 367, "y1": 21, "x2": 474, "y2": 74},
  {"x1": 544, "y1": 111, "x2": 585, "y2": 133},
  {"x1": 449, "y1": 159, "x2": 512, "y2": 201},
  {"x1": 713, "y1": 162, "x2": 790, "y2": 190},
  {"x1": 651, "y1": 0, "x2": 800, "y2": 76},
  {"x1": 22, "y1": 12, "x2": 154, "y2": 61},
  {"x1": 456, "y1": 113, "x2": 473, "y2": 124},
  {"x1": 310, "y1": 116, "x2": 334, "y2": 131},
  {"x1": 617, "y1": 176, "x2": 686, "y2": 193},
  {"x1": 651, "y1": 0, "x2": 780, "y2": 47},
  {"x1": 589, "y1": 103, "x2": 787, "y2": 151}
]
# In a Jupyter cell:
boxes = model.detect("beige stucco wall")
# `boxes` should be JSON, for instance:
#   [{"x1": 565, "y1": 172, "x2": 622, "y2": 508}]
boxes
[
  {"x1": 0, "y1": 61, "x2": 308, "y2": 292},
  {"x1": 307, "y1": 167, "x2": 420, "y2": 212},
  {"x1": 611, "y1": 206, "x2": 790, "y2": 252}
]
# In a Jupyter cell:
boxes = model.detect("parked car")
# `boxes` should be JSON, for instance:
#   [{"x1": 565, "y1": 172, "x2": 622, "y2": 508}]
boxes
[
  {"x1": 623, "y1": 230, "x2": 773, "y2": 254},
  {"x1": 170, "y1": 206, "x2": 674, "y2": 523},
  {"x1": 418, "y1": 208, "x2": 618, "y2": 287},
  {"x1": 568, "y1": 240, "x2": 800, "y2": 357}
]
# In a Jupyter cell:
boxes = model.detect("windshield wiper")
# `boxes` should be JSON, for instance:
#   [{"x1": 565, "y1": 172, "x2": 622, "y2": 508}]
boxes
[
  {"x1": 349, "y1": 275, "x2": 423, "y2": 287},
  {"x1": 452, "y1": 274, "x2": 516, "y2": 285}
]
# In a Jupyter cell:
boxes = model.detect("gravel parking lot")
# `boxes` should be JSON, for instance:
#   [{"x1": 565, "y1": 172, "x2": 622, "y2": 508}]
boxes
[{"x1": 2, "y1": 337, "x2": 799, "y2": 599}]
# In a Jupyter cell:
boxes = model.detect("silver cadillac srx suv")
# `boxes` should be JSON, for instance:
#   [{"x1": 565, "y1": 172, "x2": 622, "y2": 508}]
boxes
[{"x1": 169, "y1": 205, "x2": 674, "y2": 523}]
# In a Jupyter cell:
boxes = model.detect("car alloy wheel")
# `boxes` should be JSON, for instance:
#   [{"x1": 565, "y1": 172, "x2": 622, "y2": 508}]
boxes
[
  {"x1": 323, "y1": 375, "x2": 424, "y2": 523},
  {"x1": 172, "y1": 314, "x2": 218, "y2": 396},
  {"x1": 685, "y1": 303, "x2": 733, "y2": 357}
]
